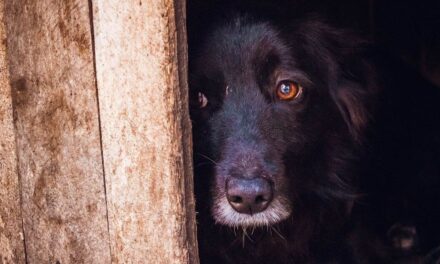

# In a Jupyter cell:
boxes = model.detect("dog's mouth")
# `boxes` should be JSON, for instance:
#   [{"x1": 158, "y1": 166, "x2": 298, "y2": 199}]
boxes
[{"x1": 212, "y1": 193, "x2": 292, "y2": 227}]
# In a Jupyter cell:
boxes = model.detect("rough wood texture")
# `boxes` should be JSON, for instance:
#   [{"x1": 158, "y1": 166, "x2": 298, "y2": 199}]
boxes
[
  {"x1": 0, "y1": 0, "x2": 26, "y2": 262},
  {"x1": 174, "y1": 0, "x2": 200, "y2": 262},
  {"x1": 4, "y1": 1, "x2": 111, "y2": 263},
  {"x1": 92, "y1": 0, "x2": 199, "y2": 263}
]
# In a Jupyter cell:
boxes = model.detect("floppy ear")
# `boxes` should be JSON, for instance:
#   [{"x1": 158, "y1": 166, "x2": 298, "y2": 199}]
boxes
[
  {"x1": 332, "y1": 79, "x2": 374, "y2": 142},
  {"x1": 331, "y1": 44, "x2": 378, "y2": 142},
  {"x1": 323, "y1": 30, "x2": 377, "y2": 142},
  {"x1": 294, "y1": 18, "x2": 378, "y2": 142}
]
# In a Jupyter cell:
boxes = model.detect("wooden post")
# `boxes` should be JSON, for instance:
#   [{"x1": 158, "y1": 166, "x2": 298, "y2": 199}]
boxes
[
  {"x1": 3, "y1": 0, "x2": 198, "y2": 262},
  {"x1": 4, "y1": 1, "x2": 111, "y2": 263},
  {"x1": 0, "y1": 0, "x2": 25, "y2": 262},
  {"x1": 92, "y1": 0, "x2": 199, "y2": 263}
]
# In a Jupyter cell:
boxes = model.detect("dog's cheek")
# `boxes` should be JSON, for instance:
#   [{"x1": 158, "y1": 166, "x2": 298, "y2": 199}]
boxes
[
  {"x1": 278, "y1": 116, "x2": 314, "y2": 152},
  {"x1": 262, "y1": 107, "x2": 298, "y2": 148},
  {"x1": 207, "y1": 117, "x2": 228, "y2": 160}
]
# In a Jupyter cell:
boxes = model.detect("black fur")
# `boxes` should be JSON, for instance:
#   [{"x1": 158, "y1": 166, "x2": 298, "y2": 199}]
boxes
[{"x1": 189, "y1": 13, "x2": 440, "y2": 264}]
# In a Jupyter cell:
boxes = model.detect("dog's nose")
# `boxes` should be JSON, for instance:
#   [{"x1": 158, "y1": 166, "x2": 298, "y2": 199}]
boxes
[{"x1": 226, "y1": 178, "x2": 273, "y2": 214}]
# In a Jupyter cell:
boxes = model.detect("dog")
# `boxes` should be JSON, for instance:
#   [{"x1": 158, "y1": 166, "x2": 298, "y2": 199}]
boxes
[{"x1": 189, "y1": 13, "x2": 440, "y2": 263}]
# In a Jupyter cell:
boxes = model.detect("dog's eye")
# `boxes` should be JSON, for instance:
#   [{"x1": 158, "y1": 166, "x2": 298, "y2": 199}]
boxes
[
  {"x1": 198, "y1": 92, "x2": 208, "y2": 108},
  {"x1": 276, "y1": 81, "x2": 301, "y2": 100}
]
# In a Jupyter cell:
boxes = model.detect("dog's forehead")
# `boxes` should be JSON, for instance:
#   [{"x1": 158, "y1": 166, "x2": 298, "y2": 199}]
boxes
[
  {"x1": 213, "y1": 22, "x2": 279, "y2": 59},
  {"x1": 201, "y1": 21, "x2": 284, "y2": 74},
  {"x1": 197, "y1": 20, "x2": 289, "y2": 92}
]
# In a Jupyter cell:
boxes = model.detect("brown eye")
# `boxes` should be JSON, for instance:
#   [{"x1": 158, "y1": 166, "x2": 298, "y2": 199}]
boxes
[
  {"x1": 198, "y1": 92, "x2": 208, "y2": 108},
  {"x1": 276, "y1": 81, "x2": 301, "y2": 100}
]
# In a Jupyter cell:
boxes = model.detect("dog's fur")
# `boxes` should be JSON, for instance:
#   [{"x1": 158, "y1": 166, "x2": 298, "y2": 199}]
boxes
[{"x1": 189, "y1": 12, "x2": 440, "y2": 264}]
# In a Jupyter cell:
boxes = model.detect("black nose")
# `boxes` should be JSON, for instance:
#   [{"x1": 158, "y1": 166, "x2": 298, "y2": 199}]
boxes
[{"x1": 226, "y1": 178, "x2": 273, "y2": 214}]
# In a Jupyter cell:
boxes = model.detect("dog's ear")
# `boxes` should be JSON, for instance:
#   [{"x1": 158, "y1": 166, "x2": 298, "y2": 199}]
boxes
[
  {"x1": 330, "y1": 45, "x2": 378, "y2": 143},
  {"x1": 294, "y1": 19, "x2": 378, "y2": 142},
  {"x1": 332, "y1": 78, "x2": 374, "y2": 142}
]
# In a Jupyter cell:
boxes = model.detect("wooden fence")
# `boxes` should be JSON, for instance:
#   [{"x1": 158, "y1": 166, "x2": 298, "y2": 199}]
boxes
[{"x1": 0, "y1": 0, "x2": 198, "y2": 263}]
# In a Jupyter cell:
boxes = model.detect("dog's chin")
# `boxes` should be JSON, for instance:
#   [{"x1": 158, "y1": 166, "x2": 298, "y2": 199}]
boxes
[{"x1": 212, "y1": 196, "x2": 292, "y2": 228}]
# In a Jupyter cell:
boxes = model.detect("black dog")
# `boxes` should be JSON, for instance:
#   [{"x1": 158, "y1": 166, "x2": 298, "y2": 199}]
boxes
[{"x1": 189, "y1": 14, "x2": 440, "y2": 263}]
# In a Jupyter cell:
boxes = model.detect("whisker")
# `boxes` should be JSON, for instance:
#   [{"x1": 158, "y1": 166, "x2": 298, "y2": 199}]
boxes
[
  {"x1": 241, "y1": 228, "x2": 246, "y2": 248},
  {"x1": 243, "y1": 227, "x2": 254, "y2": 243},
  {"x1": 271, "y1": 226, "x2": 286, "y2": 241},
  {"x1": 196, "y1": 153, "x2": 218, "y2": 165},
  {"x1": 268, "y1": 225, "x2": 273, "y2": 237}
]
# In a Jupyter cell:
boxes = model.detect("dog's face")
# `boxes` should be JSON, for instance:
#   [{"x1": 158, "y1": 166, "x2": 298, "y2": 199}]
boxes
[{"x1": 190, "y1": 19, "x2": 373, "y2": 228}]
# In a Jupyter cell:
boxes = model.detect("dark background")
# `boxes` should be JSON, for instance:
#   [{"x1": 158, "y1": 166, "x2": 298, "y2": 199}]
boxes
[{"x1": 187, "y1": 0, "x2": 440, "y2": 87}]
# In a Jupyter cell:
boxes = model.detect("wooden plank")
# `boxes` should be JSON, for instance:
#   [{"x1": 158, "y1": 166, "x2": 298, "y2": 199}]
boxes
[
  {"x1": 92, "y1": 0, "x2": 199, "y2": 263},
  {"x1": 0, "y1": 0, "x2": 26, "y2": 262},
  {"x1": 4, "y1": 1, "x2": 111, "y2": 263},
  {"x1": 174, "y1": 0, "x2": 199, "y2": 262}
]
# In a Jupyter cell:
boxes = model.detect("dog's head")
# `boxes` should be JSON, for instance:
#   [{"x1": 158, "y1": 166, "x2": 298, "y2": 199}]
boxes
[{"x1": 190, "y1": 18, "x2": 376, "y2": 228}]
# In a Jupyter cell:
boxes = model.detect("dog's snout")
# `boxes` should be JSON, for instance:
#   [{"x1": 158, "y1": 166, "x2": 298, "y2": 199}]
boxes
[{"x1": 226, "y1": 178, "x2": 273, "y2": 214}]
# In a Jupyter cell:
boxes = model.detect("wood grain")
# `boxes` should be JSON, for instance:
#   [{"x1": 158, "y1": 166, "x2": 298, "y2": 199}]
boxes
[
  {"x1": 4, "y1": 0, "x2": 111, "y2": 262},
  {"x1": 0, "y1": 0, "x2": 25, "y2": 262},
  {"x1": 92, "y1": 0, "x2": 199, "y2": 263}
]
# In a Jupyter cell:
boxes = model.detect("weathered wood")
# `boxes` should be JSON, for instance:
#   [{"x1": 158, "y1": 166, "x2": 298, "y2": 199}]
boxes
[
  {"x1": 0, "y1": 0, "x2": 26, "y2": 262},
  {"x1": 174, "y1": 0, "x2": 200, "y2": 262},
  {"x1": 92, "y1": 0, "x2": 199, "y2": 263},
  {"x1": 4, "y1": 1, "x2": 111, "y2": 263}
]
